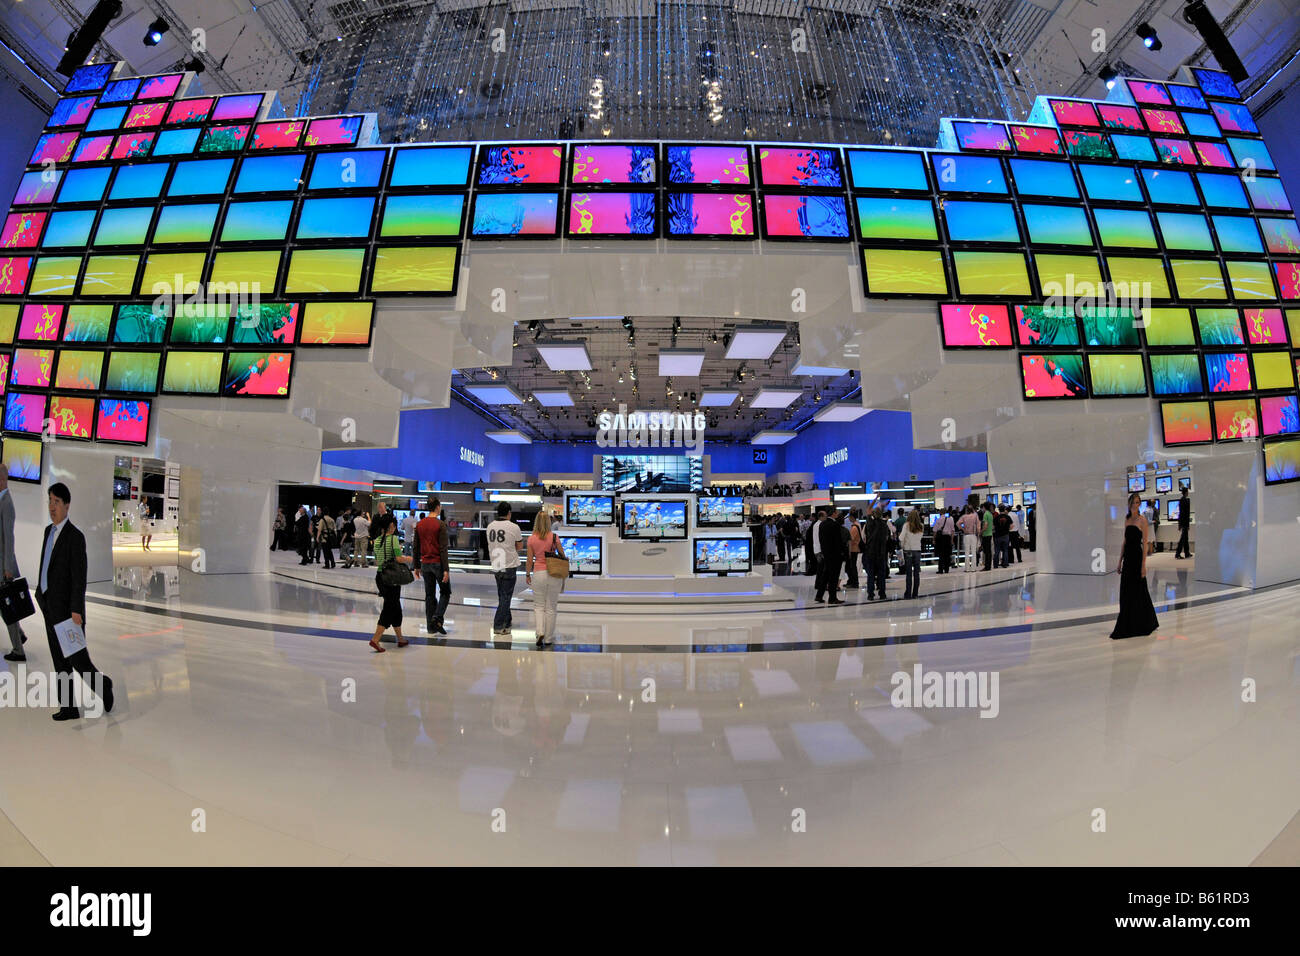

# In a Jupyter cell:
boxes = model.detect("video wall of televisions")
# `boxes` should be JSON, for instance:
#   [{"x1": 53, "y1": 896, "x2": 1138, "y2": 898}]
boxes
[
  {"x1": 6, "y1": 61, "x2": 1297, "y2": 482},
  {"x1": 929, "y1": 69, "x2": 1299, "y2": 484}
]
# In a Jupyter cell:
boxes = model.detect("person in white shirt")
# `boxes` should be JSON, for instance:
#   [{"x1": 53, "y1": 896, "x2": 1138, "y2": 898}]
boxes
[
  {"x1": 400, "y1": 512, "x2": 417, "y2": 556},
  {"x1": 1008, "y1": 507, "x2": 1023, "y2": 564},
  {"x1": 898, "y1": 509, "x2": 925, "y2": 599},
  {"x1": 485, "y1": 503, "x2": 523, "y2": 636},
  {"x1": 349, "y1": 512, "x2": 370, "y2": 568}
]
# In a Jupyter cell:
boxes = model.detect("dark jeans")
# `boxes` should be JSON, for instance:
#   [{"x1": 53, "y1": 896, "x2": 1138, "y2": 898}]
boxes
[
  {"x1": 818, "y1": 555, "x2": 842, "y2": 602},
  {"x1": 37, "y1": 594, "x2": 110, "y2": 713},
  {"x1": 421, "y1": 562, "x2": 451, "y2": 627},
  {"x1": 867, "y1": 557, "x2": 887, "y2": 598},
  {"x1": 994, "y1": 535, "x2": 1010, "y2": 568},
  {"x1": 376, "y1": 578, "x2": 402, "y2": 629},
  {"x1": 1010, "y1": 533, "x2": 1023, "y2": 563},
  {"x1": 493, "y1": 568, "x2": 517, "y2": 631},
  {"x1": 901, "y1": 550, "x2": 921, "y2": 598},
  {"x1": 321, "y1": 545, "x2": 334, "y2": 569},
  {"x1": 1175, "y1": 527, "x2": 1190, "y2": 558},
  {"x1": 936, "y1": 533, "x2": 952, "y2": 573},
  {"x1": 981, "y1": 536, "x2": 993, "y2": 571},
  {"x1": 845, "y1": 552, "x2": 860, "y2": 587}
]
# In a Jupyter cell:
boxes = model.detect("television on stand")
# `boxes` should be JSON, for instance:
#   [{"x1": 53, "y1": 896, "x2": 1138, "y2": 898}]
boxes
[
  {"x1": 693, "y1": 537, "x2": 752, "y2": 576},
  {"x1": 619, "y1": 499, "x2": 688, "y2": 541}
]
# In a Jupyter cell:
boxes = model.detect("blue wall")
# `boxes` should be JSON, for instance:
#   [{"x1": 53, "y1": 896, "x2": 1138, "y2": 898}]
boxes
[{"x1": 324, "y1": 404, "x2": 987, "y2": 486}]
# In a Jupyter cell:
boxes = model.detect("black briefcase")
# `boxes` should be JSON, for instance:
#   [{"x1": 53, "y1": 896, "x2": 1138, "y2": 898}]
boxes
[{"x1": 0, "y1": 577, "x2": 35, "y2": 624}]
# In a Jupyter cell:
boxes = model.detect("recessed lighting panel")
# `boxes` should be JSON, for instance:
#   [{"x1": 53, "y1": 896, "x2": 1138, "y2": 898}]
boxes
[
  {"x1": 535, "y1": 341, "x2": 593, "y2": 371},
  {"x1": 751, "y1": 430, "x2": 798, "y2": 445},
  {"x1": 699, "y1": 390, "x2": 739, "y2": 407},
  {"x1": 464, "y1": 384, "x2": 523, "y2": 404},
  {"x1": 532, "y1": 389, "x2": 574, "y2": 406},
  {"x1": 813, "y1": 401, "x2": 871, "y2": 422},
  {"x1": 792, "y1": 357, "x2": 850, "y2": 376},
  {"x1": 658, "y1": 349, "x2": 706, "y2": 376},
  {"x1": 725, "y1": 326, "x2": 788, "y2": 360},
  {"x1": 751, "y1": 387, "x2": 803, "y2": 408},
  {"x1": 484, "y1": 429, "x2": 533, "y2": 444}
]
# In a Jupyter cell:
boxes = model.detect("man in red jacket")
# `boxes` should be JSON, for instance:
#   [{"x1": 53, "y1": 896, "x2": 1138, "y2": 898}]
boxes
[{"x1": 413, "y1": 497, "x2": 451, "y2": 635}]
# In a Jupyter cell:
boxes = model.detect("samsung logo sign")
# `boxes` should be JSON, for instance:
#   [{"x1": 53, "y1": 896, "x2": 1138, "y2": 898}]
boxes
[
  {"x1": 459, "y1": 446, "x2": 485, "y2": 468},
  {"x1": 824, "y1": 447, "x2": 848, "y2": 468}
]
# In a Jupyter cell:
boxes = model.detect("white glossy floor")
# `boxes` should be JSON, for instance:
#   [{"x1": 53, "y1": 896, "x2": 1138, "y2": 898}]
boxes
[{"x1": 1, "y1": 551, "x2": 1297, "y2": 866}]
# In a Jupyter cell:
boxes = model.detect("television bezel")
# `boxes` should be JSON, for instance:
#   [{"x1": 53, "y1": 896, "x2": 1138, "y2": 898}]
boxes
[
  {"x1": 692, "y1": 536, "x2": 753, "y2": 575},
  {"x1": 556, "y1": 534, "x2": 604, "y2": 576},
  {"x1": 564, "y1": 493, "x2": 616, "y2": 528},
  {"x1": 618, "y1": 497, "x2": 689, "y2": 542},
  {"x1": 1263, "y1": 437, "x2": 1300, "y2": 485},
  {"x1": 1155, "y1": 475, "x2": 1174, "y2": 493},
  {"x1": 695, "y1": 495, "x2": 745, "y2": 528}
]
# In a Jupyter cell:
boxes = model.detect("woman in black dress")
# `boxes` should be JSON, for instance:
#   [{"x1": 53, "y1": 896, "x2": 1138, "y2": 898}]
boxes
[{"x1": 1110, "y1": 492, "x2": 1159, "y2": 640}]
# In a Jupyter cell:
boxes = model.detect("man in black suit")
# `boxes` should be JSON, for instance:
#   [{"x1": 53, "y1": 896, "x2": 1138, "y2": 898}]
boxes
[
  {"x1": 1174, "y1": 489, "x2": 1191, "y2": 559},
  {"x1": 815, "y1": 510, "x2": 846, "y2": 606},
  {"x1": 37, "y1": 483, "x2": 113, "y2": 721}
]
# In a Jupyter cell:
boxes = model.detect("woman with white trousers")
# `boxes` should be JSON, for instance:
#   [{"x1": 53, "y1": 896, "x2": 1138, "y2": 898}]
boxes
[{"x1": 525, "y1": 510, "x2": 566, "y2": 648}]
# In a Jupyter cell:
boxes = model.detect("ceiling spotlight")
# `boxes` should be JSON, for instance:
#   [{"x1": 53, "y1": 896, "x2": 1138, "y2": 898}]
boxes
[
  {"x1": 1099, "y1": 65, "x2": 1118, "y2": 90},
  {"x1": 143, "y1": 17, "x2": 168, "y2": 47},
  {"x1": 1136, "y1": 23, "x2": 1162, "y2": 52}
]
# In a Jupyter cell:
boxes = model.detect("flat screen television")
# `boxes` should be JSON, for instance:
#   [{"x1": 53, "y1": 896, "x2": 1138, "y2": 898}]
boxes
[
  {"x1": 1149, "y1": 498, "x2": 1162, "y2": 516},
  {"x1": 1128, "y1": 475, "x2": 1146, "y2": 493},
  {"x1": 1023, "y1": 491, "x2": 1037, "y2": 504},
  {"x1": 696, "y1": 495, "x2": 744, "y2": 527},
  {"x1": 558, "y1": 535, "x2": 603, "y2": 575},
  {"x1": 693, "y1": 537, "x2": 752, "y2": 575},
  {"x1": 620, "y1": 499, "x2": 688, "y2": 541},
  {"x1": 1155, "y1": 475, "x2": 1173, "y2": 493},
  {"x1": 1177, "y1": 476, "x2": 1191, "y2": 491},
  {"x1": 1001, "y1": 494, "x2": 1014, "y2": 506},
  {"x1": 1167, "y1": 499, "x2": 1183, "y2": 521},
  {"x1": 565, "y1": 493, "x2": 615, "y2": 527},
  {"x1": 113, "y1": 476, "x2": 131, "y2": 499}
]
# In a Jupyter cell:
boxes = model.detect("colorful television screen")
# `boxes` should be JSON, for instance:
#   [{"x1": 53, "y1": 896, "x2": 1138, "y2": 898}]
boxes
[
  {"x1": 1263, "y1": 438, "x2": 1300, "y2": 484},
  {"x1": 470, "y1": 192, "x2": 560, "y2": 237},
  {"x1": 1088, "y1": 354, "x2": 1147, "y2": 396},
  {"x1": 757, "y1": 147, "x2": 843, "y2": 188},
  {"x1": 108, "y1": 163, "x2": 167, "y2": 201},
  {"x1": 104, "y1": 352, "x2": 161, "y2": 393},
  {"x1": 861, "y1": 248, "x2": 947, "y2": 295},
  {"x1": 166, "y1": 98, "x2": 213, "y2": 125},
  {"x1": 48, "y1": 395, "x2": 95, "y2": 439},
  {"x1": 1022, "y1": 204, "x2": 1092, "y2": 245},
  {"x1": 943, "y1": 200, "x2": 1019, "y2": 243},
  {"x1": 9, "y1": 348, "x2": 52, "y2": 388},
  {"x1": 1009, "y1": 125, "x2": 1063, "y2": 154},
  {"x1": 221, "y1": 200, "x2": 293, "y2": 242},
  {"x1": 389, "y1": 145, "x2": 473, "y2": 187},
  {"x1": 112, "y1": 304, "x2": 167, "y2": 344},
  {"x1": 844, "y1": 149, "x2": 927, "y2": 191},
  {"x1": 477, "y1": 145, "x2": 562, "y2": 186},
  {"x1": 168, "y1": 158, "x2": 234, "y2": 196},
  {"x1": 299, "y1": 301, "x2": 373, "y2": 346},
  {"x1": 1261, "y1": 395, "x2": 1300, "y2": 437},
  {"x1": 224, "y1": 351, "x2": 293, "y2": 397},
  {"x1": 62, "y1": 304, "x2": 113, "y2": 343},
  {"x1": 48, "y1": 95, "x2": 96, "y2": 128},
  {"x1": 168, "y1": 306, "x2": 230, "y2": 345},
  {"x1": 305, "y1": 116, "x2": 363, "y2": 147},
  {"x1": 565, "y1": 494, "x2": 615, "y2": 527},
  {"x1": 1260, "y1": 218, "x2": 1300, "y2": 256},
  {"x1": 931, "y1": 154, "x2": 1007, "y2": 194},
  {"x1": 1111, "y1": 134, "x2": 1157, "y2": 163},
  {"x1": 4, "y1": 393, "x2": 46, "y2": 434},
  {"x1": 232, "y1": 303, "x2": 298, "y2": 345},
  {"x1": 138, "y1": 74, "x2": 182, "y2": 99},
  {"x1": 940, "y1": 303, "x2": 1012, "y2": 348},
  {"x1": 1149, "y1": 354, "x2": 1205, "y2": 396},
  {"x1": 1079, "y1": 164, "x2": 1143, "y2": 202},
  {"x1": 696, "y1": 496, "x2": 744, "y2": 527},
  {"x1": 99, "y1": 77, "x2": 139, "y2": 102},
  {"x1": 369, "y1": 246, "x2": 457, "y2": 295},
  {"x1": 1064, "y1": 130, "x2": 1114, "y2": 160},
  {"x1": 761, "y1": 194, "x2": 849, "y2": 239},
  {"x1": 1252, "y1": 351, "x2": 1295, "y2": 391},
  {"x1": 250, "y1": 121, "x2": 305, "y2": 150},
  {"x1": 566, "y1": 192, "x2": 657, "y2": 237},
  {"x1": 1195, "y1": 308, "x2": 1244, "y2": 346},
  {"x1": 162, "y1": 351, "x2": 224, "y2": 395},
  {"x1": 693, "y1": 537, "x2": 752, "y2": 573},
  {"x1": 12, "y1": 170, "x2": 60, "y2": 205},
  {"x1": 1020, "y1": 353, "x2": 1087, "y2": 399},
  {"x1": 620, "y1": 499, "x2": 688, "y2": 540},
  {"x1": 153, "y1": 127, "x2": 200, "y2": 156},
  {"x1": 666, "y1": 145, "x2": 752, "y2": 186},
  {"x1": 213, "y1": 94, "x2": 264, "y2": 122},
  {"x1": 296, "y1": 196, "x2": 375, "y2": 239},
  {"x1": 30, "y1": 131, "x2": 78, "y2": 165},
  {"x1": 308, "y1": 150, "x2": 384, "y2": 189},
  {"x1": 1, "y1": 437, "x2": 42, "y2": 483},
  {"x1": 855, "y1": 197, "x2": 937, "y2": 241},
  {"x1": 1161, "y1": 402, "x2": 1211, "y2": 445},
  {"x1": 1050, "y1": 99, "x2": 1100, "y2": 127},
  {"x1": 557, "y1": 536, "x2": 603, "y2": 575},
  {"x1": 1211, "y1": 102, "x2": 1257, "y2": 133},
  {"x1": 1204, "y1": 352, "x2": 1251, "y2": 392},
  {"x1": 570, "y1": 144, "x2": 657, "y2": 185},
  {"x1": 1213, "y1": 398, "x2": 1259, "y2": 441},
  {"x1": 1098, "y1": 104, "x2": 1144, "y2": 130},
  {"x1": 379, "y1": 194, "x2": 464, "y2": 238},
  {"x1": 953, "y1": 121, "x2": 1011, "y2": 151},
  {"x1": 197, "y1": 124, "x2": 249, "y2": 153},
  {"x1": 1128, "y1": 475, "x2": 1146, "y2": 493},
  {"x1": 53, "y1": 350, "x2": 105, "y2": 390},
  {"x1": 18, "y1": 303, "x2": 63, "y2": 341},
  {"x1": 65, "y1": 63, "x2": 116, "y2": 93},
  {"x1": 113, "y1": 131, "x2": 156, "y2": 160},
  {"x1": 665, "y1": 192, "x2": 754, "y2": 238},
  {"x1": 232, "y1": 153, "x2": 306, "y2": 194},
  {"x1": 95, "y1": 399, "x2": 151, "y2": 444}
]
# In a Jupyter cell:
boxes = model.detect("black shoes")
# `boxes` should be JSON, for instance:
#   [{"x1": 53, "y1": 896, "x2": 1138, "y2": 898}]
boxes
[
  {"x1": 52, "y1": 709, "x2": 80, "y2": 722},
  {"x1": 828, "y1": 599, "x2": 845, "y2": 606},
  {"x1": 4, "y1": 652, "x2": 24, "y2": 663},
  {"x1": 432, "y1": 620, "x2": 448, "y2": 635},
  {"x1": 102, "y1": 676, "x2": 114, "y2": 714}
]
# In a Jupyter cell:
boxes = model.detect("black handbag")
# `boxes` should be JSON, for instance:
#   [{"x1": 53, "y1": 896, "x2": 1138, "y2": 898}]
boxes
[
  {"x1": 0, "y1": 577, "x2": 35, "y2": 624},
  {"x1": 377, "y1": 536, "x2": 414, "y2": 587}
]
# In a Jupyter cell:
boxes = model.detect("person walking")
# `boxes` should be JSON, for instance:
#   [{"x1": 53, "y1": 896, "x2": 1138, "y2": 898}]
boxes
[
  {"x1": 317, "y1": 510, "x2": 336, "y2": 569},
  {"x1": 139, "y1": 499, "x2": 153, "y2": 552},
  {"x1": 413, "y1": 498, "x2": 451, "y2": 635},
  {"x1": 1110, "y1": 492, "x2": 1159, "y2": 640},
  {"x1": 864, "y1": 508, "x2": 890, "y2": 601},
  {"x1": 337, "y1": 509, "x2": 354, "y2": 567},
  {"x1": 898, "y1": 509, "x2": 924, "y2": 599},
  {"x1": 980, "y1": 502, "x2": 994, "y2": 571},
  {"x1": 38, "y1": 483, "x2": 114, "y2": 721},
  {"x1": 0, "y1": 465, "x2": 31, "y2": 662},
  {"x1": 1174, "y1": 489, "x2": 1191, "y2": 559},
  {"x1": 525, "y1": 510, "x2": 566, "y2": 647},
  {"x1": 368, "y1": 514, "x2": 413, "y2": 653},
  {"x1": 486, "y1": 502, "x2": 523, "y2": 636},
  {"x1": 350, "y1": 511, "x2": 370, "y2": 569},
  {"x1": 958, "y1": 506, "x2": 980, "y2": 572},
  {"x1": 934, "y1": 508, "x2": 955, "y2": 573},
  {"x1": 400, "y1": 510, "x2": 417, "y2": 557},
  {"x1": 815, "y1": 510, "x2": 845, "y2": 605},
  {"x1": 1010, "y1": 505, "x2": 1025, "y2": 563},
  {"x1": 294, "y1": 506, "x2": 311, "y2": 565},
  {"x1": 845, "y1": 512, "x2": 861, "y2": 589},
  {"x1": 271, "y1": 507, "x2": 286, "y2": 551}
]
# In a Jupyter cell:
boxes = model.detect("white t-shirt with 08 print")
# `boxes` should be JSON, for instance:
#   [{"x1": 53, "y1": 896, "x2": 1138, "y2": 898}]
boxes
[{"x1": 486, "y1": 520, "x2": 523, "y2": 571}]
